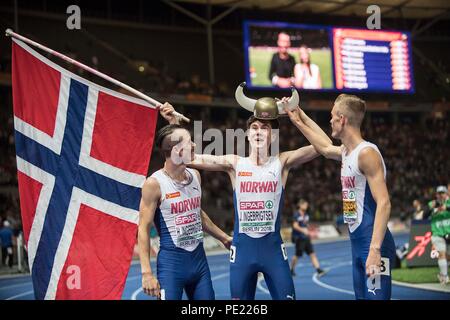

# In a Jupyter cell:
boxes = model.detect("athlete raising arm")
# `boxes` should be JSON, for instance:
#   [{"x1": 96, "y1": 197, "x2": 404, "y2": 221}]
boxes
[
  {"x1": 159, "y1": 101, "x2": 324, "y2": 300},
  {"x1": 285, "y1": 94, "x2": 395, "y2": 300}
]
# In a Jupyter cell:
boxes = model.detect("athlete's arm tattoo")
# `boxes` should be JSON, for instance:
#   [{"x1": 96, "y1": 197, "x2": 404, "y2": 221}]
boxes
[{"x1": 188, "y1": 154, "x2": 237, "y2": 172}]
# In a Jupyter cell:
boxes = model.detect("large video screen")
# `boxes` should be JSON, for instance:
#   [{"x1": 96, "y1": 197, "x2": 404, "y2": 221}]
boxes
[{"x1": 243, "y1": 21, "x2": 414, "y2": 93}]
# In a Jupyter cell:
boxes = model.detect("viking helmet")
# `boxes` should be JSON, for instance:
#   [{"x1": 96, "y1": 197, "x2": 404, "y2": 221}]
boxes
[{"x1": 235, "y1": 82, "x2": 299, "y2": 120}]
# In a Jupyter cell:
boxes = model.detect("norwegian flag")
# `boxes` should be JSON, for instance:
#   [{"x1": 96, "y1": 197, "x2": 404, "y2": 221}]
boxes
[{"x1": 11, "y1": 38, "x2": 158, "y2": 299}]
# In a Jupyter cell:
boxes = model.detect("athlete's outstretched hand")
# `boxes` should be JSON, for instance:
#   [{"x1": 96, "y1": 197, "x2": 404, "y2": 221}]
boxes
[
  {"x1": 366, "y1": 248, "x2": 381, "y2": 276},
  {"x1": 159, "y1": 102, "x2": 178, "y2": 125},
  {"x1": 279, "y1": 96, "x2": 299, "y2": 112},
  {"x1": 222, "y1": 235, "x2": 233, "y2": 250},
  {"x1": 285, "y1": 106, "x2": 304, "y2": 126},
  {"x1": 142, "y1": 272, "x2": 161, "y2": 299}
]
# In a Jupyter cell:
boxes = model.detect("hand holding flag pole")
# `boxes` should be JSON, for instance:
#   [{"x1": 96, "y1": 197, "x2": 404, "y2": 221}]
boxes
[
  {"x1": 9, "y1": 27, "x2": 165, "y2": 299},
  {"x1": 5, "y1": 28, "x2": 190, "y2": 123}
]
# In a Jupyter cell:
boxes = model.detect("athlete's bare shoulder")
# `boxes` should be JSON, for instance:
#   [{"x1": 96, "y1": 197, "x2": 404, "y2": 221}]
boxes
[
  {"x1": 143, "y1": 176, "x2": 159, "y2": 188},
  {"x1": 358, "y1": 146, "x2": 383, "y2": 176},
  {"x1": 142, "y1": 176, "x2": 161, "y2": 202},
  {"x1": 358, "y1": 144, "x2": 381, "y2": 159}
]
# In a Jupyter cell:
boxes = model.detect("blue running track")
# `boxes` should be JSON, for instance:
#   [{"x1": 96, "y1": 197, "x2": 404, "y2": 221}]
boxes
[{"x1": 1, "y1": 233, "x2": 449, "y2": 300}]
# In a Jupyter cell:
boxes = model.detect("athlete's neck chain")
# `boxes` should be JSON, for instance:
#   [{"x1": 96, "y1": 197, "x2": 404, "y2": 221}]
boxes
[{"x1": 163, "y1": 168, "x2": 193, "y2": 187}]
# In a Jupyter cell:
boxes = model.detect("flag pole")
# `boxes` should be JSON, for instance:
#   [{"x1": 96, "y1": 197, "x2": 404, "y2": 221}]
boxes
[{"x1": 5, "y1": 28, "x2": 190, "y2": 123}]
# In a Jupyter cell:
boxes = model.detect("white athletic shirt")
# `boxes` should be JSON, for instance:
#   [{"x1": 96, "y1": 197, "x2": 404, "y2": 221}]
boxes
[
  {"x1": 234, "y1": 156, "x2": 283, "y2": 238},
  {"x1": 341, "y1": 141, "x2": 386, "y2": 234},
  {"x1": 151, "y1": 168, "x2": 203, "y2": 252},
  {"x1": 295, "y1": 63, "x2": 320, "y2": 89}
]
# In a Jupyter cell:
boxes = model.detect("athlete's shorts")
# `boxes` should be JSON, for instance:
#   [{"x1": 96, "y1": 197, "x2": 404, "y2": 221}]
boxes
[
  {"x1": 294, "y1": 237, "x2": 314, "y2": 257},
  {"x1": 351, "y1": 230, "x2": 396, "y2": 300},
  {"x1": 432, "y1": 235, "x2": 450, "y2": 253},
  {"x1": 157, "y1": 245, "x2": 214, "y2": 300},
  {"x1": 230, "y1": 233, "x2": 295, "y2": 300}
]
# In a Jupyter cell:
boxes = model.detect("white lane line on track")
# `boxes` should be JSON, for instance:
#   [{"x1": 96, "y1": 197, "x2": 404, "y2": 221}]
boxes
[
  {"x1": 130, "y1": 272, "x2": 230, "y2": 300},
  {"x1": 5, "y1": 290, "x2": 34, "y2": 300},
  {"x1": 312, "y1": 261, "x2": 354, "y2": 295},
  {"x1": 0, "y1": 273, "x2": 31, "y2": 281},
  {"x1": 126, "y1": 265, "x2": 229, "y2": 283},
  {"x1": 130, "y1": 288, "x2": 143, "y2": 300},
  {"x1": 312, "y1": 261, "x2": 400, "y2": 300},
  {"x1": 255, "y1": 261, "x2": 355, "y2": 297},
  {"x1": 0, "y1": 282, "x2": 32, "y2": 291},
  {"x1": 254, "y1": 261, "x2": 346, "y2": 296},
  {"x1": 256, "y1": 263, "x2": 340, "y2": 295}
]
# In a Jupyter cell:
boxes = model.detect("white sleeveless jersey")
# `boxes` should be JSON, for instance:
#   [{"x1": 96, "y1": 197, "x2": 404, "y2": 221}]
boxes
[
  {"x1": 299, "y1": 63, "x2": 320, "y2": 89},
  {"x1": 234, "y1": 156, "x2": 283, "y2": 238},
  {"x1": 341, "y1": 141, "x2": 386, "y2": 234},
  {"x1": 151, "y1": 168, "x2": 203, "y2": 252}
]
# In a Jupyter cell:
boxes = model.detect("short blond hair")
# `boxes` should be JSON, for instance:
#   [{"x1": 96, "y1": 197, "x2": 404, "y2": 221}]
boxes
[{"x1": 334, "y1": 94, "x2": 366, "y2": 127}]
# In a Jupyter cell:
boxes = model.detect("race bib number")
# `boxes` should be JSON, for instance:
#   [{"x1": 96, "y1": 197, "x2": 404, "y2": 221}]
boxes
[
  {"x1": 230, "y1": 245, "x2": 236, "y2": 263},
  {"x1": 342, "y1": 190, "x2": 357, "y2": 224},
  {"x1": 238, "y1": 200, "x2": 276, "y2": 233},
  {"x1": 175, "y1": 211, "x2": 203, "y2": 249},
  {"x1": 380, "y1": 257, "x2": 390, "y2": 276}
]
